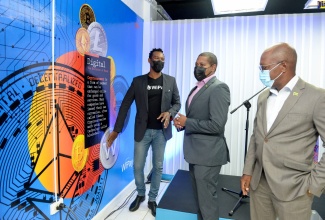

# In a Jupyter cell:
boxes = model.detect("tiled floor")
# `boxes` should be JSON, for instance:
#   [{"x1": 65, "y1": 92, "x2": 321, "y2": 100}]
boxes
[{"x1": 104, "y1": 181, "x2": 170, "y2": 220}]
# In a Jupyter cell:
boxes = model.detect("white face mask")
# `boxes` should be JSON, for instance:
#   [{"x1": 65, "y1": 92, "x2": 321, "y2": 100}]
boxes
[{"x1": 259, "y1": 62, "x2": 283, "y2": 88}]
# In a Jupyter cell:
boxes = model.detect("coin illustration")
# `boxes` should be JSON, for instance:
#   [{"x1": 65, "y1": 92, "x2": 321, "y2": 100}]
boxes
[
  {"x1": 100, "y1": 128, "x2": 119, "y2": 169},
  {"x1": 71, "y1": 134, "x2": 89, "y2": 172},
  {"x1": 79, "y1": 4, "x2": 96, "y2": 29},
  {"x1": 88, "y1": 22, "x2": 108, "y2": 57},
  {"x1": 76, "y1": 27, "x2": 90, "y2": 56}
]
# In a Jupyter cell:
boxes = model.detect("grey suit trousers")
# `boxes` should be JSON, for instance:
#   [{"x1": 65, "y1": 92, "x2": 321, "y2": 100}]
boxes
[{"x1": 189, "y1": 164, "x2": 222, "y2": 220}]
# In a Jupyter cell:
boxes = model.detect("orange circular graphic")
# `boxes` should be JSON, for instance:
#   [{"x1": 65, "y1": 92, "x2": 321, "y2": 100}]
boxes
[{"x1": 27, "y1": 51, "x2": 113, "y2": 198}]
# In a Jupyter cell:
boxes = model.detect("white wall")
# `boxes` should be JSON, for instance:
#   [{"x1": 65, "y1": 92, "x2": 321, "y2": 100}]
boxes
[
  {"x1": 121, "y1": 0, "x2": 325, "y2": 176},
  {"x1": 149, "y1": 13, "x2": 325, "y2": 176}
]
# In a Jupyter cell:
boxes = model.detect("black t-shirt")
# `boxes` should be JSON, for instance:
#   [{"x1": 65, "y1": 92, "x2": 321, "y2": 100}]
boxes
[{"x1": 147, "y1": 75, "x2": 163, "y2": 129}]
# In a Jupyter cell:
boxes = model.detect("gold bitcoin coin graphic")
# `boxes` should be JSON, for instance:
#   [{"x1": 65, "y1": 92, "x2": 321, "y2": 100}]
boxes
[
  {"x1": 76, "y1": 27, "x2": 90, "y2": 56},
  {"x1": 79, "y1": 4, "x2": 96, "y2": 29},
  {"x1": 71, "y1": 135, "x2": 89, "y2": 172}
]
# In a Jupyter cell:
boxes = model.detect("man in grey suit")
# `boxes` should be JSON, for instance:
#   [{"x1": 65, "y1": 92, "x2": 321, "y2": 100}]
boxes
[
  {"x1": 174, "y1": 52, "x2": 230, "y2": 220},
  {"x1": 106, "y1": 48, "x2": 181, "y2": 217},
  {"x1": 241, "y1": 43, "x2": 325, "y2": 220}
]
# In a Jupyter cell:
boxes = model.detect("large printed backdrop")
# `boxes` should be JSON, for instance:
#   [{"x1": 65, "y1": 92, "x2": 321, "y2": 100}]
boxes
[{"x1": 0, "y1": 0, "x2": 143, "y2": 219}]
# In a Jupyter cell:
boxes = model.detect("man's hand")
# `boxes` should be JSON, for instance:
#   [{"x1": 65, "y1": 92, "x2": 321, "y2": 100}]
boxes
[
  {"x1": 172, "y1": 117, "x2": 182, "y2": 130},
  {"x1": 175, "y1": 113, "x2": 187, "y2": 127},
  {"x1": 241, "y1": 174, "x2": 252, "y2": 196},
  {"x1": 157, "y1": 112, "x2": 171, "y2": 128},
  {"x1": 106, "y1": 131, "x2": 118, "y2": 148}
]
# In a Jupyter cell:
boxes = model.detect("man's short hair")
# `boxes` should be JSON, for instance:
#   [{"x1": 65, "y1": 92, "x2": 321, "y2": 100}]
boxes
[
  {"x1": 149, "y1": 48, "x2": 164, "y2": 59},
  {"x1": 199, "y1": 52, "x2": 218, "y2": 66}
]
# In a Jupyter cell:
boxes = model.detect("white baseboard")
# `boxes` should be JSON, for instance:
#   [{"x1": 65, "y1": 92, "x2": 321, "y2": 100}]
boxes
[{"x1": 92, "y1": 180, "x2": 136, "y2": 220}]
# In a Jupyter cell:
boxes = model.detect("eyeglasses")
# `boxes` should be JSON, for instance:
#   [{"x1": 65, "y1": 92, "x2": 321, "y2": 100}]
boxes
[{"x1": 259, "y1": 61, "x2": 283, "y2": 71}]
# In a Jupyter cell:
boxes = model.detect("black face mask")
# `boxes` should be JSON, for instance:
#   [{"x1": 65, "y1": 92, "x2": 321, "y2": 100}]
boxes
[
  {"x1": 151, "y1": 60, "x2": 164, "y2": 73},
  {"x1": 194, "y1": 66, "x2": 207, "y2": 81}
]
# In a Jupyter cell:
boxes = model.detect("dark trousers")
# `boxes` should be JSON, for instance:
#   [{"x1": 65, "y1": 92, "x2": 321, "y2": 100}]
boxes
[{"x1": 189, "y1": 164, "x2": 222, "y2": 220}]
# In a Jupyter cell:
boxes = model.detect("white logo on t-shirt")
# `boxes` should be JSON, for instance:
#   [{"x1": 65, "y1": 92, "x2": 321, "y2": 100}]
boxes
[{"x1": 147, "y1": 85, "x2": 162, "y2": 90}]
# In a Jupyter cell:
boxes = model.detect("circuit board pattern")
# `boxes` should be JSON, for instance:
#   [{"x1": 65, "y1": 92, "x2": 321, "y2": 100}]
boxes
[
  {"x1": 0, "y1": 0, "x2": 139, "y2": 219},
  {"x1": 0, "y1": 1, "x2": 107, "y2": 219}
]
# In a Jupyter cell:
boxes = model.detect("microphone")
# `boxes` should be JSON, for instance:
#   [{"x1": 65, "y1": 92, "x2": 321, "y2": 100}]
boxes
[{"x1": 230, "y1": 87, "x2": 267, "y2": 114}]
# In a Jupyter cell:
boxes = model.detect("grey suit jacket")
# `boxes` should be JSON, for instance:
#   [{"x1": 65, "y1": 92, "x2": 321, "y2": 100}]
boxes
[
  {"x1": 243, "y1": 78, "x2": 325, "y2": 201},
  {"x1": 113, "y1": 73, "x2": 181, "y2": 142},
  {"x1": 183, "y1": 76, "x2": 230, "y2": 166}
]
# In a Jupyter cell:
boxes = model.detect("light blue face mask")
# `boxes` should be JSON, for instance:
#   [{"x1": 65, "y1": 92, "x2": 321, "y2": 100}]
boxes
[{"x1": 259, "y1": 62, "x2": 283, "y2": 88}]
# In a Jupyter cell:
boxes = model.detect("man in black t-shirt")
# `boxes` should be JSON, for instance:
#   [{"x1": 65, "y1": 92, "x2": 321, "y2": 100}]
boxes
[{"x1": 106, "y1": 48, "x2": 181, "y2": 217}]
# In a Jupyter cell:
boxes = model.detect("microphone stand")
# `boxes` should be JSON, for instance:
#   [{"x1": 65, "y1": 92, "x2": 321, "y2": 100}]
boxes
[{"x1": 221, "y1": 86, "x2": 266, "y2": 216}]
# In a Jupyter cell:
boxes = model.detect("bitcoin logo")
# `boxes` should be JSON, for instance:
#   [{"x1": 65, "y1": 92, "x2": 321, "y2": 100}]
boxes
[
  {"x1": 79, "y1": 4, "x2": 96, "y2": 29},
  {"x1": 76, "y1": 27, "x2": 90, "y2": 56},
  {"x1": 71, "y1": 134, "x2": 89, "y2": 172},
  {"x1": 88, "y1": 22, "x2": 108, "y2": 57}
]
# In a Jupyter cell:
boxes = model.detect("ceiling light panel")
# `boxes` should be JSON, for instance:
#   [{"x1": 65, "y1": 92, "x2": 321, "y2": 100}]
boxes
[{"x1": 211, "y1": 0, "x2": 268, "y2": 15}]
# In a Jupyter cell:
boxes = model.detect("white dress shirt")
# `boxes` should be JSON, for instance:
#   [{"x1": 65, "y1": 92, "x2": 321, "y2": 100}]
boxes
[{"x1": 266, "y1": 75, "x2": 299, "y2": 132}]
